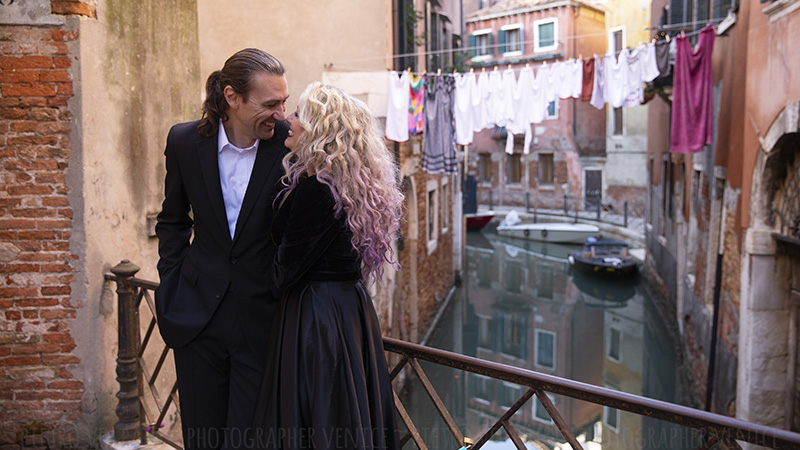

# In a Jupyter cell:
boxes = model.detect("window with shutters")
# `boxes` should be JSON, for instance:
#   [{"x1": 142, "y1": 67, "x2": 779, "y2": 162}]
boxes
[
  {"x1": 609, "y1": 26, "x2": 625, "y2": 56},
  {"x1": 534, "y1": 329, "x2": 556, "y2": 369},
  {"x1": 534, "y1": 18, "x2": 557, "y2": 52},
  {"x1": 500, "y1": 23, "x2": 523, "y2": 56},
  {"x1": 663, "y1": 0, "x2": 734, "y2": 29},
  {"x1": 426, "y1": 180, "x2": 438, "y2": 254},
  {"x1": 507, "y1": 153, "x2": 522, "y2": 184},
  {"x1": 613, "y1": 106, "x2": 624, "y2": 135},
  {"x1": 469, "y1": 28, "x2": 493, "y2": 60},
  {"x1": 539, "y1": 153, "x2": 554, "y2": 184},
  {"x1": 478, "y1": 153, "x2": 492, "y2": 183}
]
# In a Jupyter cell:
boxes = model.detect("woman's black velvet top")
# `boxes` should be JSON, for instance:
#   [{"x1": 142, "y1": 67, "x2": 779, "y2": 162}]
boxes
[{"x1": 271, "y1": 176, "x2": 362, "y2": 291}]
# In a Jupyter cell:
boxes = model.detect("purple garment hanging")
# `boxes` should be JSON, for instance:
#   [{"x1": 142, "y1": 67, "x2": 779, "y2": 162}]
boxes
[{"x1": 670, "y1": 25, "x2": 715, "y2": 154}]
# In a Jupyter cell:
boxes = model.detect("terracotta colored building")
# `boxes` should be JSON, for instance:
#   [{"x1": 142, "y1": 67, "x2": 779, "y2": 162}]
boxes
[
  {"x1": 646, "y1": 0, "x2": 800, "y2": 432},
  {"x1": 463, "y1": 0, "x2": 608, "y2": 211}
]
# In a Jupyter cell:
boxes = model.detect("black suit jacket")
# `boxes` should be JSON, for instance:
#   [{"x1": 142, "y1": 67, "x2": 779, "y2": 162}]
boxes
[{"x1": 154, "y1": 119, "x2": 289, "y2": 353}]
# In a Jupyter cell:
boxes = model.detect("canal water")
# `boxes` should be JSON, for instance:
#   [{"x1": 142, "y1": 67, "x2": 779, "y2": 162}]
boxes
[{"x1": 398, "y1": 230, "x2": 700, "y2": 449}]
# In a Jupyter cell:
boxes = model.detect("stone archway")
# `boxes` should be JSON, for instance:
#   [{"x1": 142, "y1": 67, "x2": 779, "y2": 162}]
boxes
[{"x1": 740, "y1": 101, "x2": 800, "y2": 431}]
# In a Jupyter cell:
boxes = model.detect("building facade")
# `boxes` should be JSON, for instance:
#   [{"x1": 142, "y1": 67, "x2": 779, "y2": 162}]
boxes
[
  {"x1": 646, "y1": 0, "x2": 800, "y2": 434},
  {"x1": 463, "y1": 0, "x2": 608, "y2": 212},
  {"x1": 0, "y1": 0, "x2": 462, "y2": 444}
]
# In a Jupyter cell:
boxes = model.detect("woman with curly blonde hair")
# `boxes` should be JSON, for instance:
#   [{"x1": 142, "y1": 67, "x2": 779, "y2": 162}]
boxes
[{"x1": 252, "y1": 82, "x2": 402, "y2": 450}]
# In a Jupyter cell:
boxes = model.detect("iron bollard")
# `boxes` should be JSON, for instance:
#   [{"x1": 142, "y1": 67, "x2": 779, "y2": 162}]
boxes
[{"x1": 110, "y1": 260, "x2": 144, "y2": 443}]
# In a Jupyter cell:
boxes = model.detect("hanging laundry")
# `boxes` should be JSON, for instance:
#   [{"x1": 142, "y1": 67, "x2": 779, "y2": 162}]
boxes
[
  {"x1": 581, "y1": 57, "x2": 595, "y2": 102},
  {"x1": 554, "y1": 59, "x2": 582, "y2": 99},
  {"x1": 554, "y1": 60, "x2": 572, "y2": 100},
  {"x1": 530, "y1": 65, "x2": 547, "y2": 124},
  {"x1": 471, "y1": 70, "x2": 491, "y2": 132},
  {"x1": 623, "y1": 44, "x2": 660, "y2": 107},
  {"x1": 488, "y1": 69, "x2": 505, "y2": 126},
  {"x1": 504, "y1": 66, "x2": 535, "y2": 154},
  {"x1": 454, "y1": 72, "x2": 474, "y2": 146},
  {"x1": 541, "y1": 63, "x2": 558, "y2": 104},
  {"x1": 386, "y1": 70, "x2": 410, "y2": 142},
  {"x1": 590, "y1": 55, "x2": 606, "y2": 110},
  {"x1": 568, "y1": 58, "x2": 583, "y2": 99},
  {"x1": 604, "y1": 49, "x2": 629, "y2": 108},
  {"x1": 671, "y1": 24, "x2": 715, "y2": 154},
  {"x1": 422, "y1": 75, "x2": 458, "y2": 175},
  {"x1": 409, "y1": 73, "x2": 425, "y2": 134},
  {"x1": 654, "y1": 39, "x2": 672, "y2": 79}
]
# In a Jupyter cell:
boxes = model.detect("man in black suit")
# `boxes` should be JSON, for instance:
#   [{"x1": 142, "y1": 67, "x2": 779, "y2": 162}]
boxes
[{"x1": 155, "y1": 48, "x2": 289, "y2": 449}]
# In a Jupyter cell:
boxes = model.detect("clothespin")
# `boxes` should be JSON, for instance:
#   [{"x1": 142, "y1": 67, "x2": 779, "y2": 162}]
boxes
[
  {"x1": 453, "y1": 69, "x2": 457, "y2": 74},
  {"x1": 437, "y1": 68, "x2": 441, "y2": 75},
  {"x1": 507, "y1": 64, "x2": 512, "y2": 70},
  {"x1": 543, "y1": 61, "x2": 547, "y2": 66},
  {"x1": 525, "y1": 62, "x2": 530, "y2": 67},
  {"x1": 481, "y1": 67, "x2": 485, "y2": 72},
  {"x1": 470, "y1": 67, "x2": 474, "y2": 73},
  {"x1": 578, "y1": 54, "x2": 583, "y2": 60},
  {"x1": 666, "y1": 33, "x2": 670, "y2": 42},
  {"x1": 407, "y1": 67, "x2": 411, "y2": 74},
  {"x1": 680, "y1": 29, "x2": 685, "y2": 37},
  {"x1": 493, "y1": 66, "x2": 498, "y2": 71}
]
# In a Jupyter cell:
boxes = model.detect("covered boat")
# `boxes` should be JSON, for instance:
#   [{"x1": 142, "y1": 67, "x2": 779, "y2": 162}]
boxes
[
  {"x1": 568, "y1": 237, "x2": 638, "y2": 278},
  {"x1": 495, "y1": 211, "x2": 600, "y2": 244}
]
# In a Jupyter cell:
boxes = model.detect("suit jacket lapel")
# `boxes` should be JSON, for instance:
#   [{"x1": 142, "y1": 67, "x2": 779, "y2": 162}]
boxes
[
  {"x1": 231, "y1": 137, "x2": 284, "y2": 245},
  {"x1": 197, "y1": 136, "x2": 233, "y2": 245}
]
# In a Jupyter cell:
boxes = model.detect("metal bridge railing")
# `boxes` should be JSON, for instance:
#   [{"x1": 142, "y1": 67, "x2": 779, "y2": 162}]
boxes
[
  {"x1": 106, "y1": 260, "x2": 800, "y2": 450},
  {"x1": 481, "y1": 191, "x2": 647, "y2": 234}
]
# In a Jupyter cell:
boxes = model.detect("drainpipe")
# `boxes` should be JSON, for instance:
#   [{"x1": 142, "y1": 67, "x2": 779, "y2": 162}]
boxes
[{"x1": 704, "y1": 184, "x2": 727, "y2": 412}]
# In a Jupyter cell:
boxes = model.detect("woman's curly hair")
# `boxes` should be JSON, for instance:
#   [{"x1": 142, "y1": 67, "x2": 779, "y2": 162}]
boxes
[{"x1": 278, "y1": 82, "x2": 403, "y2": 283}]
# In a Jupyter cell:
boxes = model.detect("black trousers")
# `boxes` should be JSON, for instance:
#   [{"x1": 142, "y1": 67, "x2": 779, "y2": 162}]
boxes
[{"x1": 173, "y1": 292, "x2": 265, "y2": 450}]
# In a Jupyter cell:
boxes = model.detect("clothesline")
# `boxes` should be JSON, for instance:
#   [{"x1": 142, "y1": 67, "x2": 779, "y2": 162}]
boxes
[
  {"x1": 385, "y1": 23, "x2": 715, "y2": 174},
  {"x1": 336, "y1": 41, "x2": 660, "y2": 77},
  {"x1": 329, "y1": 28, "x2": 670, "y2": 67}
]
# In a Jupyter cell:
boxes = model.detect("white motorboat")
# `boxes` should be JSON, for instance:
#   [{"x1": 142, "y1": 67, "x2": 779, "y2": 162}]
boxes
[{"x1": 495, "y1": 211, "x2": 600, "y2": 244}]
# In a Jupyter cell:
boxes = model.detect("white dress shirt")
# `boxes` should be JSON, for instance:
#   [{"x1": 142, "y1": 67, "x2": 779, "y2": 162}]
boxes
[{"x1": 218, "y1": 121, "x2": 258, "y2": 238}]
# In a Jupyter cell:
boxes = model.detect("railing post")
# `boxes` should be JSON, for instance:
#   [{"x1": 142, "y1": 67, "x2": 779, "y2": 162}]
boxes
[
  {"x1": 624, "y1": 202, "x2": 629, "y2": 228},
  {"x1": 525, "y1": 192, "x2": 530, "y2": 213},
  {"x1": 489, "y1": 191, "x2": 493, "y2": 210},
  {"x1": 111, "y1": 260, "x2": 142, "y2": 442},
  {"x1": 563, "y1": 195, "x2": 568, "y2": 215},
  {"x1": 596, "y1": 199, "x2": 601, "y2": 221}
]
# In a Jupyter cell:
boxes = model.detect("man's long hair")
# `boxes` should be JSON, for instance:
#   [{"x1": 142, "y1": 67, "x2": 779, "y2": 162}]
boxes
[{"x1": 197, "y1": 48, "x2": 285, "y2": 137}]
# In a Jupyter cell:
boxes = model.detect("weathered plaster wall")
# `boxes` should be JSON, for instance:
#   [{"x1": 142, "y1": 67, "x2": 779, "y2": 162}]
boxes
[
  {"x1": 197, "y1": 0, "x2": 391, "y2": 114},
  {"x1": 77, "y1": 0, "x2": 201, "y2": 442}
]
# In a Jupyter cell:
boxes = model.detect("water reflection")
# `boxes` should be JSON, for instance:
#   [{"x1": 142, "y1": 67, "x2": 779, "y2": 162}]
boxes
[{"x1": 399, "y1": 231, "x2": 694, "y2": 449}]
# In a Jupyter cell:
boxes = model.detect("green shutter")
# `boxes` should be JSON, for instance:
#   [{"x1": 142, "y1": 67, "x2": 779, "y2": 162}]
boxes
[
  {"x1": 488, "y1": 32, "x2": 494, "y2": 56},
  {"x1": 518, "y1": 26, "x2": 524, "y2": 53},
  {"x1": 468, "y1": 34, "x2": 477, "y2": 58},
  {"x1": 498, "y1": 29, "x2": 507, "y2": 54}
]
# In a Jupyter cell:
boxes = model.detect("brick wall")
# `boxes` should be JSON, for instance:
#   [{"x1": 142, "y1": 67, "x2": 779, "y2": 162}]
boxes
[
  {"x1": 413, "y1": 172, "x2": 454, "y2": 337},
  {"x1": 0, "y1": 20, "x2": 81, "y2": 446}
]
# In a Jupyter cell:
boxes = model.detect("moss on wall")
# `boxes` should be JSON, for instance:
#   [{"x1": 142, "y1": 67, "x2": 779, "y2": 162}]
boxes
[{"x1": 103, "y1": 0, "x2": 201, "y2": 211}]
